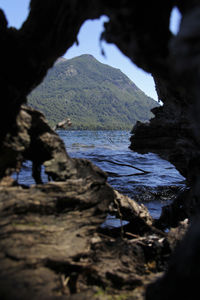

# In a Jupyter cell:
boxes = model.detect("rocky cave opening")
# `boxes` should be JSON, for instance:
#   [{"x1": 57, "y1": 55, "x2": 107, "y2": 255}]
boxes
[
  {"x1": 0, "y1": 1, "x2": 200, "y2": 299},
  {"x1": 10, "y1": 11, "x2": 186, "y2": 225}
]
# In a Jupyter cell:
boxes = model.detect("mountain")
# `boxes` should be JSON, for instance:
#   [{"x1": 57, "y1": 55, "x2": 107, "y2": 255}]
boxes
[{"x1": 28, "y1": 54, "x2": 158, "y2": 130}]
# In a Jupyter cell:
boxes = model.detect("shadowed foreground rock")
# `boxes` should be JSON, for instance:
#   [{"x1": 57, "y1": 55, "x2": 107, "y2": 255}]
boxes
[
  {"x1": 0, "y1": 177, "x2": 176, "y2": 300},
  {"x1": 0, "y1": 177, "x2": 112, "y2": 299},
  {"x1": 146, "y1": 219, "x2": 199, "y2": 300},
  {"x1": 0, "y1": 105, "x2": 189, "y2": 299},
  {"x1": 0, "y1": 103, "x2": 171, "y2": 299},
  {"x1": 1, "y1": 0, "x2": 200, "y2": 299}
]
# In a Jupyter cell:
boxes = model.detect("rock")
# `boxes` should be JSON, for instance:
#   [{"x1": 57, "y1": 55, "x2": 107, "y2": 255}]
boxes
[
  {"x1": 146, "y1": 219, "x2": 200, "y2": 300},
  {"x1": 0, "y1": 105, "x2": 108, "y2": 185},
  {"x1": 0, "y1": 179, "x2": 112, "y2": 299},
  {"x1": 154, "y1": 188, "x2": 190, "y2": 229},
  {"x1": 0, "y1": 176, "x2": 17, "y2": 187},
  {"x1": 111, "y1": 190, "x2": 153, "y2": 226},
  {"x1": 110, "y1": 186, "x2": 186, "y2": 232},
  {"x1": 0, "y1": 180, "x2": 171, "y2": 300},
  {"x1": 167, "y1": 218, "x2": 189, "y2": 250},
  {"x1": 0, "y1": 106, "x2": 31, "y2": 178},
  {"x1": 1, "y1": 0, "x2": 200, "y2": 299}
]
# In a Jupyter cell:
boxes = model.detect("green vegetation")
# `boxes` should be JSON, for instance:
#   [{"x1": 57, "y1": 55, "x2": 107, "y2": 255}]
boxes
[{"x1": 28, "y1": 54, "x2": 158, "y2": 130}]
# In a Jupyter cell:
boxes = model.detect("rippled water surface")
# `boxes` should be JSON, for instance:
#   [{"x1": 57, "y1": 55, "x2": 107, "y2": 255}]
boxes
[{"x1": 16, "y1": 130, "x2": 185, "y2": 218}]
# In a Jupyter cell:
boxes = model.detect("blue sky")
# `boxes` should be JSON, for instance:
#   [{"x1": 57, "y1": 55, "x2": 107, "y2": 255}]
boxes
[{"x1": 1, "y1": 1, "x2": 181, "y2": 100}]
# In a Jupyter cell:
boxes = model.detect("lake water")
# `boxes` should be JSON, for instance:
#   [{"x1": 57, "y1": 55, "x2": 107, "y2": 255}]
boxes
[{"x1": 15, "y1": 130, "x2": 185, "y2": 219}]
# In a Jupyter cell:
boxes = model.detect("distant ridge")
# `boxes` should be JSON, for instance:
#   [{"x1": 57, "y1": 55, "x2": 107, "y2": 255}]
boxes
[
  {"x1": 28, "y1": 54, "x2": 158, "y2": 130},
  {"x1": 55, "y1": 57, "x2": 67, "y2": 64}
]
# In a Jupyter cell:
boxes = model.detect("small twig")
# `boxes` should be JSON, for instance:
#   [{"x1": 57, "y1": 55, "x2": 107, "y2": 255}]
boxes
[
  {"x1": 125, "y1": 232, "x2": 140, "y2": 238},
  {"x1": 98, "y1": 232, "x2": 115, "y2": 240},
  {"x1": 127, "y1": 236, "x2": 148, "y2": 246},
  {"x1": 60, "y1": 274, "x2": 70, "y2": 289}
]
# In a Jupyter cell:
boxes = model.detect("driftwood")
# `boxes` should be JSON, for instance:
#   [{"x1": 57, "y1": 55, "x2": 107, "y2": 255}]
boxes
[
  {"x1": 53, "y1": 118, "x2": 72, "y2": 131},
  {"x1": 98, "y1": 159, "x2": 150, "y2": 174}
]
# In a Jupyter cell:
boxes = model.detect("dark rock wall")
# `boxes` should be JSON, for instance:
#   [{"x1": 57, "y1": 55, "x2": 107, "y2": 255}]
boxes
[
  {"x1": 128, "y1": 1, "x2": 200, "y2": 220},
  {"x1": 1, "y1": 0, "x2": 200, "y2": 299}
]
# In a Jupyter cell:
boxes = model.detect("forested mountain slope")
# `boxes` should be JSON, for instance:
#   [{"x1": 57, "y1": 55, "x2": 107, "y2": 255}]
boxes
[{"x1": 28, "y1": 54, "x2": 158, "y2": 130}]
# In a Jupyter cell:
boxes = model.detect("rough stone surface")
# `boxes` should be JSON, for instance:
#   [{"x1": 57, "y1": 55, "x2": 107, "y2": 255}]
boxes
[
  {"x1": 112, "y1": 190, "x2": 153, "y2": 226},
  {"x1": 0, "y1": 0, "x2": 200, "y2": 299},
  {"x1": 0, "y1": 179, "x2": 171, "y2": 300},
  {"x1": 146, "y1": 219, "x2": 200, "y2": 300},
  {"x1": 129, "y1": 2, "x2": 200, "y2": 221}
]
